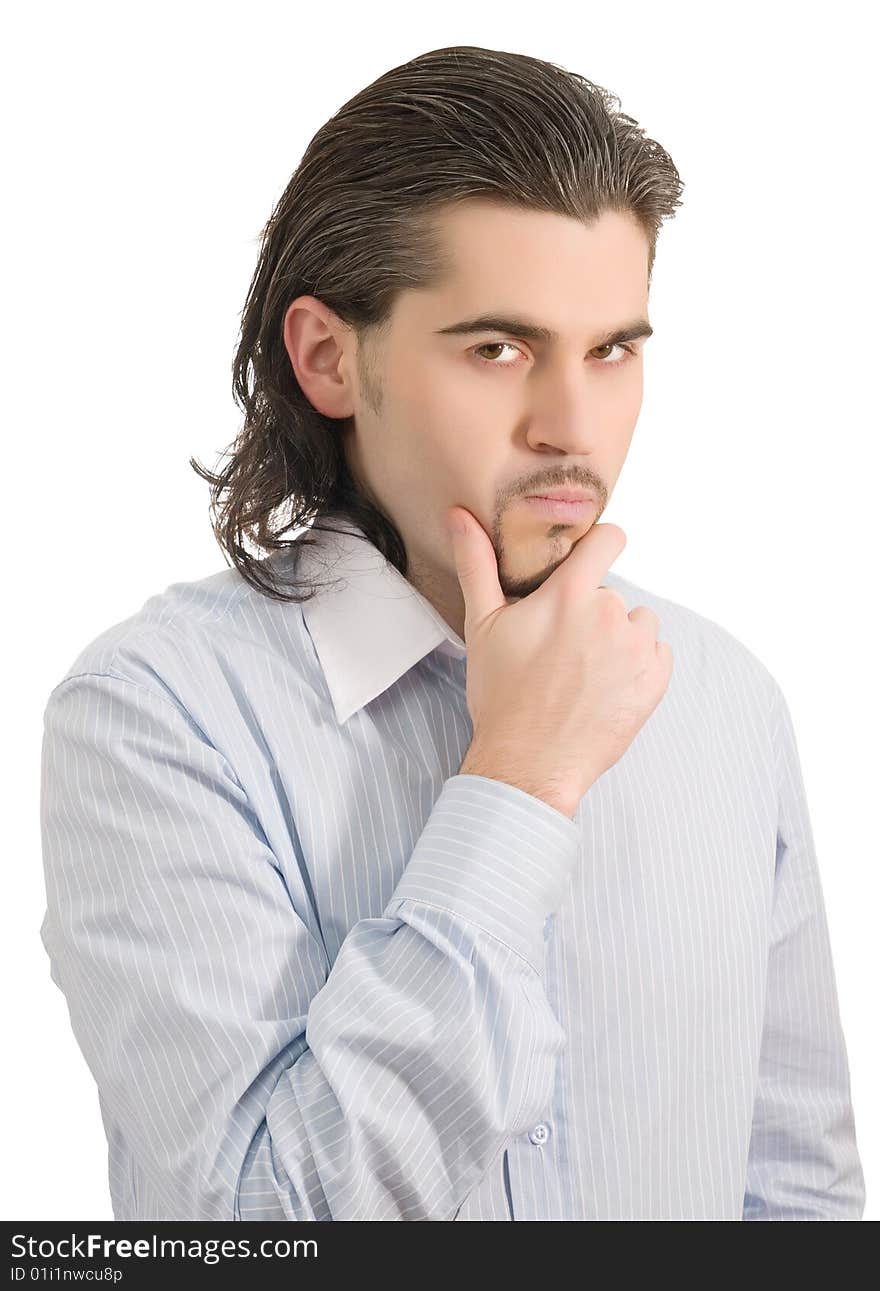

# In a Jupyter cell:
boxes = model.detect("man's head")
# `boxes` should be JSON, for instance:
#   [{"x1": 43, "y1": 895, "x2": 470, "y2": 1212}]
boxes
[
  {"x1": 191, "y1": 45, "x2": 684, "y2": 615},
  {"x1": 284, "y1": 201, "x2": 651, "y2": 632}
]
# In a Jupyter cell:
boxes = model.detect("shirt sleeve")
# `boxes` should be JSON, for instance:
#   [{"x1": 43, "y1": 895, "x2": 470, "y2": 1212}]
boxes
[
  {"x1": 742, "y1": 679, "x2": 866, "y2": 1219},
  {"x1": 39, "y1": 669, "x2": 580, "y2": 1221}
]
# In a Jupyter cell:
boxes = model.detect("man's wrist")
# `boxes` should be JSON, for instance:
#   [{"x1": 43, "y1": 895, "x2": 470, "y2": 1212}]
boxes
[{"x1": 458, "y1": 750, "x2": 578, "y2": 820}]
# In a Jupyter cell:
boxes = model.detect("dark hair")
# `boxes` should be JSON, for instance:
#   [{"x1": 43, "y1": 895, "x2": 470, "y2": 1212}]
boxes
[{"x1": 189, "y1": 45, "x2": 685, "y2": 603}]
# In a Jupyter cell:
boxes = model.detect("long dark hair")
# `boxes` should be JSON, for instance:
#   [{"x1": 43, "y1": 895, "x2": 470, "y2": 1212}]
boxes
[{"x1": 189, "y1": 45, "x2": 685, "y2": 603}]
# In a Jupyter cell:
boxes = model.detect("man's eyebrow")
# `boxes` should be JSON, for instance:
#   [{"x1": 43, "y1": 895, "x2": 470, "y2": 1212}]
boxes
[{"x1": 434, "y1": 313, "x2": 653, "y2": 347}]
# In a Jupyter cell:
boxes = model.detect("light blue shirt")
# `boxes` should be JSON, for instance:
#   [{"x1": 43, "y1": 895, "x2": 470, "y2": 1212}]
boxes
[{"x1": 39, "y1": 515, "x2": 865, "y2": 1220}]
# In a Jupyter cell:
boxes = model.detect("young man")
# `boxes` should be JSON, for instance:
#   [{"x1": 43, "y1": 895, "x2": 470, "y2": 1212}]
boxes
[{"x1": 39, "y1": 45, "x2": 865, "y2": 1220}]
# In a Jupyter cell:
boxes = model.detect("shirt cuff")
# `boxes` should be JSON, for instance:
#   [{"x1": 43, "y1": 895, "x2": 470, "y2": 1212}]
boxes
[{"x1": 384, "y1": 772, "x2": 581, "y2": 971}]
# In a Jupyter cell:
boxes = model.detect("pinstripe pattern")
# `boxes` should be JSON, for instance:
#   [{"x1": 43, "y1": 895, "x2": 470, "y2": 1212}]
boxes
[{"x1": 38, "y1": 517, "x2": 865, "y2": 1219}]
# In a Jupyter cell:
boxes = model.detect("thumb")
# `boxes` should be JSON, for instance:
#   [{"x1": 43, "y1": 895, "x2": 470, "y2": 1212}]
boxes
[{"x1": 445, "y1": 507, "x2": 506, "y2": 633}]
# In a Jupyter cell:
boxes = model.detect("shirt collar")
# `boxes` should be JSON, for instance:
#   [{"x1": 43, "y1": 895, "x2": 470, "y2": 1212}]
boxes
[{"x1": 297, "y1": 515, "x2": 467, "y2": 725}]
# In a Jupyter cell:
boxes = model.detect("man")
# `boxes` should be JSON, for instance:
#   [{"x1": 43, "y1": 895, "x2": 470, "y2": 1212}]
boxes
[{"x1": 39, "y1": 45, "x2": 864, "y2": 1220}]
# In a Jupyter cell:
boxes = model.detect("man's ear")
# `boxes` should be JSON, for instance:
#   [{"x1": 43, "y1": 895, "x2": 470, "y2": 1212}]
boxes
[{"x1": 282, "y1": 295, "x2": 355, "y2": 420}]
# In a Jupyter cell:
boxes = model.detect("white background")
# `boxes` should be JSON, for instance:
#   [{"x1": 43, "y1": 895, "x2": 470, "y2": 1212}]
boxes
[{"x1": 4, "y1": 0, "x2": 876, "y2": 1220}]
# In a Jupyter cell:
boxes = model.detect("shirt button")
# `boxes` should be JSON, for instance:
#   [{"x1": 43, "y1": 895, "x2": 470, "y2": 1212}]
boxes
[{"x1": 528, "y1": 1123, "x2": 550, "y2": 1146}]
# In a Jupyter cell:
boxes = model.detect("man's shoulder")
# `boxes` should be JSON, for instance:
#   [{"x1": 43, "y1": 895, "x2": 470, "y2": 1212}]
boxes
[{"x1": 46, "y1": 551, "x2": 311, "y2": 702}]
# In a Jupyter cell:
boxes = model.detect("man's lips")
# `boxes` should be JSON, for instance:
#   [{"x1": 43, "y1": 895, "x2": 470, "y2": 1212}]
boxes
[
  {"x1": 519, "y1": 492, "x2": 597, "y2": 522},
  {"x1": 525, "y1": 488, "x2": 594, "y2": 503}
]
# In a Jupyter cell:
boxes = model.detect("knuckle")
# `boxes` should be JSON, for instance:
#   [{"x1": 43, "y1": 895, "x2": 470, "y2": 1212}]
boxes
[{"x1": 595, "y1": 586, "x2": 628, "y2": 619}]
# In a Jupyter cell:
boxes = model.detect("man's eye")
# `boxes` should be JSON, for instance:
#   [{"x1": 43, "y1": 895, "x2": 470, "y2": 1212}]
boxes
[
  {"x1": 470, "y1": 340, "x2": 638, "y2": 368},
  {"x1": 471, "y1": 341, "x2": 523, "y2": 366}
]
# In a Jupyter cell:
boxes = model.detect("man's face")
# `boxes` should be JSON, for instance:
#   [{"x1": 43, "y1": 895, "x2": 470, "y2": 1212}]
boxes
[{"x1": 340, "y1": 200, "x2": 651, "y2": 630}]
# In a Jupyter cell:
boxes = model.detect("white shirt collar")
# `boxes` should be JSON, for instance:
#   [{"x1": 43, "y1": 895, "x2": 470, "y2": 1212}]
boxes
[{"x1": 297, "y1": 515, "x2": 466, "y2": 725}]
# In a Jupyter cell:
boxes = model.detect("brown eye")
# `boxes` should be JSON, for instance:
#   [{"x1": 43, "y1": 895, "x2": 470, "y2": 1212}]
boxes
[
  {"x1": 472, "y1": 341, "x2": 523, "y2": 366},
  {"x1": 592, "y1": 342, "x2": 637, "y2": 368}
]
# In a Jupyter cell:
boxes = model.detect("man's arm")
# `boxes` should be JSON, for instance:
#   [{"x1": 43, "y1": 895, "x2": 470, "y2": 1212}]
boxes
[
  {"x1": 742, "y1": 679, "x2": 865, "y2": 1219},
  {"x1": 39, "y1": 669, "x2": 579, "y2": 1221}
]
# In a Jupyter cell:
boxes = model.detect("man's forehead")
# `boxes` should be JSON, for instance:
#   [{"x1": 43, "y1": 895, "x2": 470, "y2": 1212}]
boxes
[{"x1": 395, "y1": 204, "x2": 649, "y2": 330}]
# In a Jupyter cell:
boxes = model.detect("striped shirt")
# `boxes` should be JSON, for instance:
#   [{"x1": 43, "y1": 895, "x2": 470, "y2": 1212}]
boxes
[{"x1": 38, "y1": 515, "x2": 865, "y2": 1220}]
